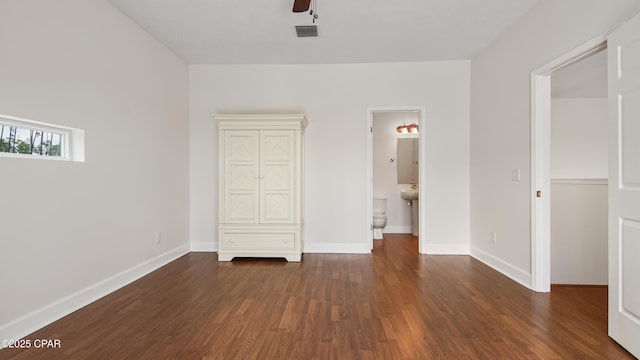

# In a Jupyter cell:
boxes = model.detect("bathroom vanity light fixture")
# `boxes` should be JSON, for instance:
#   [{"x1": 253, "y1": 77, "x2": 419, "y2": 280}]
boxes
[{"x1": 396, "y1": 123, "x2": 419, "y2": 134}]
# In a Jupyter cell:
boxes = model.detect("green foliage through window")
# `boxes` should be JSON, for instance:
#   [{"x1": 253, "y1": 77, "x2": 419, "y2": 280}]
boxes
[{"x1": 0, "y1": 123, "x2": 63, "y2": 157}]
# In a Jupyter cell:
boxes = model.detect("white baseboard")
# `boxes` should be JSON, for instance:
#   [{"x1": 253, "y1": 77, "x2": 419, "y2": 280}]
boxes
[
  {"x1": 383, "y1": 226, "x2": 412, "y2": 234},
  {"x1": 0, "y1": 244, "x2": 190, "y2": 345},
  {"x1": 422, "y1": 244, "x2": 470, "y2": 255},
  {"x1": 191, "y1": 241, "x2": 218, "y2": 252},
  {"x1": 304, "y1": 242, "x2": 371, "y2": 254},
  {"x1": 470, "y1": 246, "x2": 532, "y2": 289}
]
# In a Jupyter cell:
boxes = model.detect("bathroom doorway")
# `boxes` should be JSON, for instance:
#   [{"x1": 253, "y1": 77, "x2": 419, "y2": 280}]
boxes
[{"x1": 366, "y1": 106, "x2": 426, "y2": 253}]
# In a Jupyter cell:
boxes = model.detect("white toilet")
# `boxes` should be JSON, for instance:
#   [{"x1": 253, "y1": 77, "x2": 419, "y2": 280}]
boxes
[{"x1": 373, "y1": 198, "x2": 388, "y2": 240}]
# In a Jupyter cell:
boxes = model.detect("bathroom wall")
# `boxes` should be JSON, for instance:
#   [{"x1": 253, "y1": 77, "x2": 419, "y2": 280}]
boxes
[
  {"x1": 373, "y1": 112, "x2": 420, "y2": 234},
  {"x1": 550, "y1": 98, "x2": 608, "y2": 285}
]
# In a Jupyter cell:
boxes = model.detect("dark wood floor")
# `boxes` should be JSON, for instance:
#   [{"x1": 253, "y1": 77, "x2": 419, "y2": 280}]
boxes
[{"x1": 1, "y1": 234, "x2": 633, "y2": 359}]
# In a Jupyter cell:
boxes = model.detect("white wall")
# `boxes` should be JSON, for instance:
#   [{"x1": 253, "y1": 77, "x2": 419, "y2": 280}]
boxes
[
  {"x1": 189, "y1": 61, "x2": 470, "y2": 254},
  {"x1": 0, "y1": 0, "x2": 189, "y2": 340},
  {"x1": 470, "y1": 0, "x2": 640, "y2": 287},
  {"x1": 373, "y1": 112, "x2": 419, "y2": 234},
  {"x1": 551, "y1": 182, "x2": 608, "y2": 284},
  {"x1": 550, "y1": 98, "x2": 608, "y2": 285},
  {"x1": 551, "y1": 98, "x2": 608, "y2": 179}
]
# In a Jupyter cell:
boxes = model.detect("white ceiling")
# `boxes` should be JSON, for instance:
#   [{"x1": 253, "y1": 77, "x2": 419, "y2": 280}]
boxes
[
  {"x1": 107, "y1": 0, "x2": 603, "y2": 98},
  {"x1": 107, "y1": 0, "x2": 540, "y2": 64}
]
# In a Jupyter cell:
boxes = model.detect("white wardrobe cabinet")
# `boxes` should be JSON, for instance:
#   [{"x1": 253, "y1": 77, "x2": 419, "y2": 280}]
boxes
[{"x1": 216, "y1": 114, "x2": 307, "y2": 261}]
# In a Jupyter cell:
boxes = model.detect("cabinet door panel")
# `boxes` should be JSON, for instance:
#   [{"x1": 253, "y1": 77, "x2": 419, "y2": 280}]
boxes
[
  {"x1": 262, "y1": 133, "x2": 291, "y2": 161},
  {"x1": 225, "y1": 131, "x2": 259, "y2": 223},
  {"x1": 263, "y1": 194, "x2": 292, "y2": 221},
  {"x1": 263, "y1": 164, "x2": 290, "y2": 190},
  {"x1": 229, "y1": 134, "x2": 257, "y2": 161},
  {"x1": 227, "y1": 194, "x2": 257, "y2": 221},
  {"x1": 260, "y1": 131, "x2": 295, "y2": 223},
  {"x1": 228, "y1": 165, "x2": 255, "y2": 190}
]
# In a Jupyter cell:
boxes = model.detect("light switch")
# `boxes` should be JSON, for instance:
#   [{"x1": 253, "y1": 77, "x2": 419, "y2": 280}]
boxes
[{"x1": 512, "y1": 169, "x2": 521, "y2": 181}]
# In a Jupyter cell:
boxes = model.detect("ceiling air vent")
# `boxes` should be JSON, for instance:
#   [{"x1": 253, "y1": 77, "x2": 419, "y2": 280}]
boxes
[{"x1": 295, "y1": 25, "x2": 318, "y2": 38}]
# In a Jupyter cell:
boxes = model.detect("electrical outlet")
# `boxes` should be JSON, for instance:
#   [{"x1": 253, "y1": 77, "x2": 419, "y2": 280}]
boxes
[
  {"x1": 156, "y1": 232, "x2": 162, "y2": 244},
  {"x1": 491, "y1": 232, "x2": 497, "y2": 244}
]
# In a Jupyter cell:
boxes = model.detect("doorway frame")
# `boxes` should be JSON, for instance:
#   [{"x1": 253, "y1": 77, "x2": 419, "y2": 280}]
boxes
[
  {"x1": 367, "y1": 106, "x2": 427, "y2": 253},
  {"x1": 530, "y1": 35, "x2": 607, "y2": 292}
]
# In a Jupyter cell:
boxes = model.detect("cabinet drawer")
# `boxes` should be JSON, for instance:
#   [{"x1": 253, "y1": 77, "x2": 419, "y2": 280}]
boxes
[{"x1": 222, "y1": 232, "x2": 296, "y2": 250}]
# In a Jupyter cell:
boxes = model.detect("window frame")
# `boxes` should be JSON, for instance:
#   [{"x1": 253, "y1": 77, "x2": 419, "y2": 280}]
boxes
[{"x1": 0, "y1": 114, "x2": 84, "y2": 162}]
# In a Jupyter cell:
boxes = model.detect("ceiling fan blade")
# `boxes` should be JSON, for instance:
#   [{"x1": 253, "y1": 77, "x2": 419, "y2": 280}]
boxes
[{"x1": 292, "y1": 0, "x2": 311, "y2": 13}]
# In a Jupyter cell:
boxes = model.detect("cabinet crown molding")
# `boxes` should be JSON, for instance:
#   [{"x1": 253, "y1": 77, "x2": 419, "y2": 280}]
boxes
[{"x1": 214, "y1": 114, "x2": 308, "y2": 131}]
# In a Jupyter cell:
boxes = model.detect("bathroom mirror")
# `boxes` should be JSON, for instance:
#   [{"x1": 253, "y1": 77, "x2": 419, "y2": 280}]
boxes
[{"x1": 397, "y1": 138, "x2": 419, "y2": 184}]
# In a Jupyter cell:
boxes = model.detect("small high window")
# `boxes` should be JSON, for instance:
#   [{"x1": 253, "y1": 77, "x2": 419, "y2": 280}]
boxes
[
  {"x1": 0, "y1": 114, "x2": 84, "y2": 162},
  {"x1": 0, "y1": 123, "x2": 64, "y2": 157}
]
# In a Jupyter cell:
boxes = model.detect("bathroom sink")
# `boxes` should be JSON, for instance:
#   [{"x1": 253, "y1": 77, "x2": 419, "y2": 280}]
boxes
[{"x1": 400, "y1": 188, "x2": 419, "y2": 201}]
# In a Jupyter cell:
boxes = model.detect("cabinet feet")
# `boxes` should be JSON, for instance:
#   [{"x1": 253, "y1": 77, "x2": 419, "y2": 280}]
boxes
[{"x1": 216, "y1": 253, "x2": 302, "y2": 262}]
